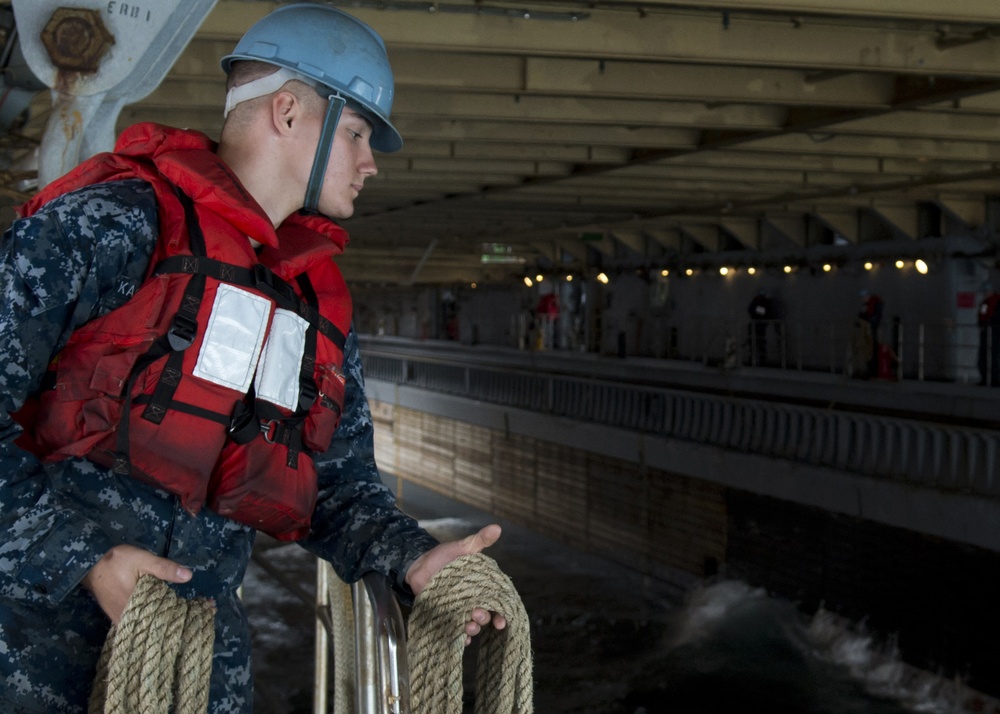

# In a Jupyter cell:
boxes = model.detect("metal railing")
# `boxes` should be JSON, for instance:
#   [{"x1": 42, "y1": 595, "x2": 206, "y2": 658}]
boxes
[
  {"x1": 670, "y1": 319, "x2": 993, "y2": 385},
  {"x1": 362, "y1": 347, "x2": 1000, "y2": 499},
  {"x1": 314, "y1": 562, "x2": 410, "y2": 714}
]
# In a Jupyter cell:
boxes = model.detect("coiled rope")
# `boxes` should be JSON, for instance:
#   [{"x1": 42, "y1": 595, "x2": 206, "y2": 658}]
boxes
[
  {"x1": 408, "y1": 553, "x2": 534, "y2": 714},
  {"x1": 327, "y1": 575, "x2": 355, "y2": 714},
  {"x1": 89, "y1": 574, "x2": 216, "y2": 714}
]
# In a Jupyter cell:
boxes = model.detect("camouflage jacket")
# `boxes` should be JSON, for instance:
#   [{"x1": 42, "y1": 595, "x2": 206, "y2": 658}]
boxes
[{"x1": 0, "y1": 175, "x2": 437, "y2": 713}]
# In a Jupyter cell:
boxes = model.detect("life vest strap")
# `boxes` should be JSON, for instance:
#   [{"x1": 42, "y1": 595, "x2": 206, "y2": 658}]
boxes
[
  {"x1": 151, "y1": 255, "x2": 346, "y2": 351},
  {"x1": 132, "y1": 393, "x2": 231, "y2": 426},
  {"x1": 295, "y1": 274, "x2": 320, "y2": 412}
]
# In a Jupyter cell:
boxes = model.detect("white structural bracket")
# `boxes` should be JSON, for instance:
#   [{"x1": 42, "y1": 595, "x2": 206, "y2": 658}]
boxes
[{"x1": 12, "y1": 0, "x2": 218, "y2": 187}]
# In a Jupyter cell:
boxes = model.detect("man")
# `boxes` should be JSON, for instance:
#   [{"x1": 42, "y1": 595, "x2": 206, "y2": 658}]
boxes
[
  {"x1": 977, "y1": 281, "x2": 1000, "y2": 386},
  {"x1": 858, "y1": 289, "x2": 884, "y2": 379},
  {"x1": 746, "y1": 289, "x2": 773, "y2": 366},
  {"x1": 0, "y1": 5, "x2": 502, "y2": 712}
]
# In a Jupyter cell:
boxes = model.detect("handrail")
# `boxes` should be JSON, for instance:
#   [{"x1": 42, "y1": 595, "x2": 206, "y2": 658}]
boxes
[
  {"x1": 353, "y1": 571, "x2": 410, "y2": 714},
  {"x1": 360, "y1": 342, "x2": 1000, "y2": 499},
  {"x1": 314, "y1": 560, "x2": 410, "y2": 714},
  {"x1": 362, "y1": 318, "x2": 994, "y2": 385}
]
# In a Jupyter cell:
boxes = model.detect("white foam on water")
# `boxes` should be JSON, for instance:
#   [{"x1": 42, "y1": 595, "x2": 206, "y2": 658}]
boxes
[{"x1": 805, "y1": 606, "x2": 988, "y2": 714}]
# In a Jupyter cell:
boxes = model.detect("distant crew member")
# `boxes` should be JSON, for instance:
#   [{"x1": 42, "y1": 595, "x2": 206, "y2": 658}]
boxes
[
  {"x1": 857, "y1": 289, "x2": 884, "y2": 379},
  {"x1": 535, "y1": 288, "x2": 560, "y2": 350},
  {"x1": 747, "y1": 289, "x2": 774, "y2": 366},
  {"x1": 977, "y1": 283, "x2": 1000, "y2": 386}
]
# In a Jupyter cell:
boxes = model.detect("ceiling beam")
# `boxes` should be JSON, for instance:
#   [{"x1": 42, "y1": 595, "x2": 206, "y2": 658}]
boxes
[
  {"x1": 645, "y1": 229, "x2": 684, "y2": 252},
  {"x1": 194, "y1": 4, "x2": 1000, "y2": 78},
  {"x1": 869, "y1": 203, "x2": 920, "y2": 239},
  {"x1": 528, "y1": 241, "x2": 559, "y2": 263},
  {"x1": 677, "y1": 224, "x2": 717, "y2": 251},
  {"x1": 609, "y1": 229, "x2": 648, "y2": 256},
  {"x1": 764, "y1": 214, "x2": 808, "y2": 246},
  {"x1": 555, "y1": 237, "x2": 591, "y2": 263},
  {"x1": 936, "y1": 195, "x2": 987, "y2": 228},
  {"x1": 619, "y1": 0, "x2": 1000, "y2": 24},
  {"x1": 326, "y1": 7, "x2": 1000, "y2": 78},
  {"x1": 719, "y1": 218, "x2": 759, "y2": 250},
  {"x1": 812, "y1": 209, "x2": 860, "y2": 243}
]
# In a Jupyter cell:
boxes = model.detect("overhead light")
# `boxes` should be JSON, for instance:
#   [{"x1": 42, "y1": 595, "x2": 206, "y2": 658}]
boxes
[
  {"x1": 535, "y1": 274, "x2": 544, "y2": 282},
  {"x1": 822, "y1": 263, "x2": 832, "y2": 272},
  {"x1": 596, "y1": 272, "x2": 609, "y2": 284},
  {"x1": 661, "y1": 269, "x2": 670, "y2": 277},
  {"x1": 895, "y1": 259, "x2": 905, "y2": 269},
  {"x1": 719, "y1": 266, "x2": 730, "y2": 276},
  {"x1": 471, "y1": 282, "x2": 477, "y2": 289},
  {"x1": 685, "y1": 268, "x2": 694, "y2": 276},
  {"x1": 566, "y1": 274, "x2": 573, "y2": 282},
  {"x1": 864, "y1": 261, "x2": 874, "y2": 271},
  {"x1": 747, "y1": 267, "x2": 756, "y2": 275},
  {"x1": 523, "y1": 276, "x2": 533, "y2": 287},
  {"x1": 783, "y1": 265, "x2": 793, "y2": 273},
  {"x1": 915, "y1": 259, "x2": 929, "y2": 274}
]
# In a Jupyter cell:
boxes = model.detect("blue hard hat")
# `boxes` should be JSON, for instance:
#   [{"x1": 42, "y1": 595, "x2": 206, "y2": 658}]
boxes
[{"x1": 221, "y1": 3, "x2": 402, "y2": 153}]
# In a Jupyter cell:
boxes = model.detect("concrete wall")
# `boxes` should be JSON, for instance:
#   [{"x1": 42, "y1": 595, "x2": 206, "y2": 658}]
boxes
[
  {"x1": 369, "y1": 397, "x2": 1000, "y2": 698},
  {"x1": 370, "y1": 400, "x2": 726, "y2": 587}
]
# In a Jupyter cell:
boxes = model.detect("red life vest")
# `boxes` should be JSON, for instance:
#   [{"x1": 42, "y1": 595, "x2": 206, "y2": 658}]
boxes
[{"x1": 13, "y1": 124, "x2": 353, "y2": 540}]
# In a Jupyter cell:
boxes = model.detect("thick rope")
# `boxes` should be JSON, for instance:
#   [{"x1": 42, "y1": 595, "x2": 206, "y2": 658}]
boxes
[
  {"x1": 327, "y1": 573, "x2": 355, "y2": 714},
  {"x1": 89, "y1": 574, "x2": 216, "y2": 714},
  {"x1": 408, "y1": 553, "x2": 533, "y2": 714}
]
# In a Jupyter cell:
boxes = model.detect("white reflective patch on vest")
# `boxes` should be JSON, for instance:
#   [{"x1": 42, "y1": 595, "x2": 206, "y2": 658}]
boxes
[
  {"x1": 193, "y1": 284, "x2": 271, "y2": 393},
  {"x1": 255, "y1": 308, "x2": 308, "y2": 411}
]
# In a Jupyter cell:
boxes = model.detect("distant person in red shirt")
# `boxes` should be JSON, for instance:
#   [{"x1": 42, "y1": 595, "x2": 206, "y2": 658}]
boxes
[
  {"x1": 535, "y1": 290, "x2": 560, "y2": 350},
  {"x1": 858, "y1": 290, "x2": 884, "y2": 379}
]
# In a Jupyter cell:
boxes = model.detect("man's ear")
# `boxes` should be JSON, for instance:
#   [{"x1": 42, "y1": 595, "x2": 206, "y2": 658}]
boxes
[{"x1": 270, "y1": 90, "x2": 299, "y2": 135}]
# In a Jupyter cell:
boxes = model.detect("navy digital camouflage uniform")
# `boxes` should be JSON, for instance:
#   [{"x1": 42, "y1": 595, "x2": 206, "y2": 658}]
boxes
[{"x1": 0, "y1": 178, "x2": 438, "y2": 713}]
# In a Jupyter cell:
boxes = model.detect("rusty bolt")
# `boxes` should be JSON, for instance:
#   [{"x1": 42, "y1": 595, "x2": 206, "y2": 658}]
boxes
[{"x1": 40, "y1": 7, "x2": 115, "y2": 74}]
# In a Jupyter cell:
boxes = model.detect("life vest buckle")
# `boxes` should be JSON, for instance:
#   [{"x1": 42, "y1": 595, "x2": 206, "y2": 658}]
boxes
[
  {"x1": 298, "y1": 380, "x2": 318, "y2": 412},
  {"x1": 168, "y1": 313, "x2": 198, "y2": 351},
  {"x1": 228, "y1": 399, "x2": 260, "y2": 444},
  {"x1": 261, "y1": 419, "x2": 279, "y2": 444},
  {"x1": 253, "y1": 263, "x2": 295, "y2": 304}
]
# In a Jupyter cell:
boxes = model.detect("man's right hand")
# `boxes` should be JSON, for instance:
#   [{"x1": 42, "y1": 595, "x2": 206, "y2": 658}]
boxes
[{"x1": 80, "y1": 544, "x2": 193, "y2": 624}]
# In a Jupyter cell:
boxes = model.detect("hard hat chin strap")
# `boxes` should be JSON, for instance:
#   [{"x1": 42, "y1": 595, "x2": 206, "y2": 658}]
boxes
[{"x1": 302, "y1": 93, "x2": 346, "y2": 215}]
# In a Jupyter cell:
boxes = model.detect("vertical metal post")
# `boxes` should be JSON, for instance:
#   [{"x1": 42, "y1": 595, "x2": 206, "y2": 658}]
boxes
[
  {"x1": 829, "y1": 323, "x2": 836, "y2": 374},
  {"x1": 353, "y1": 574, "x2": 410, "y2": 714},
  {"x1": 353, "y1": 581, "x2": 379, "y2": 714},
  {"x1": 988, "y1": 326, "x2": 993, "y2": 387},
  {"x1": 918, "y1": 324, "x2": 925, "y2": 382},
  {"x1": 796, "y1": 326, "x2": 802, "y2": 371},
  {"x1": 315, "y1": 563, "x2": 331, "y2": 714},
  {"x1": 780, "y1": 322, "x2": 788, "y2": 370},
  {"x1": 897, "y1": 322, "x2": 904, "y2": 381}
]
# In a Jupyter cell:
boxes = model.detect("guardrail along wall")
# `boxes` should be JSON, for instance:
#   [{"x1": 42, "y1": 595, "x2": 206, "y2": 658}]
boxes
[
  {"x1": 363, "y1": 350, "x2": 1000, "y2": 499},
  {"x1": 361, "y1": 341, "x2": 1000, "y2": 698}
]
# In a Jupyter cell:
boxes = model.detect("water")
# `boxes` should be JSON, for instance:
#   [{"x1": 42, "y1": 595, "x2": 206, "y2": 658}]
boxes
[
  {"x1": 243, "y1": 481, "x2": 992, "y2": 714},
  {"x1": 619, "y1": 582, "x2": 970, "y2": 714}
]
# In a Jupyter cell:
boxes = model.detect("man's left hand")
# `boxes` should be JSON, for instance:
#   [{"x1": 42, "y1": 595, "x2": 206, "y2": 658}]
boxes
[{"x1": 404, "y1": 524, "x2": 507, "y2": 646}]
